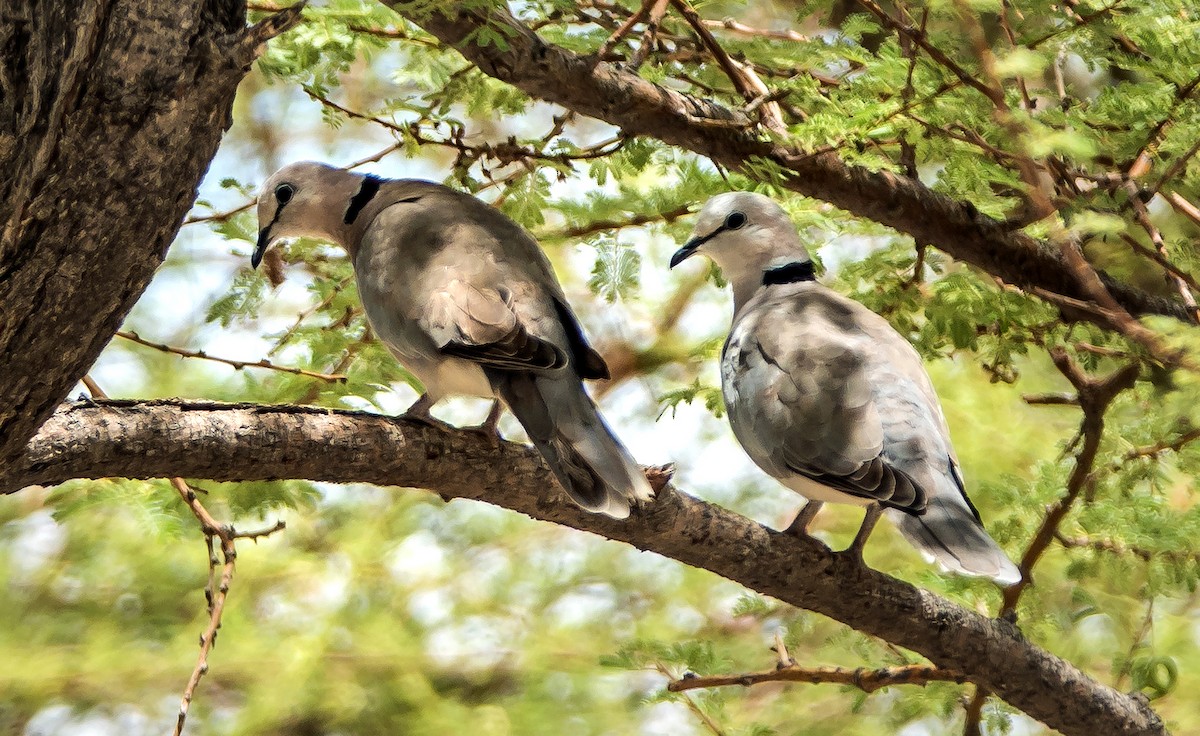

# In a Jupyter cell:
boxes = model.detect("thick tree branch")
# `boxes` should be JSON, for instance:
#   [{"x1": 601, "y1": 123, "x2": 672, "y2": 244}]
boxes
[
  {"x1": 2, "y1": 399, "x2": 1167, "y2": 736},
  {"x1": 381, "y1": 1, "x2": 1191, "y2": 326},
  {"x1": 0, "y1": 0, "x2": 304, "y2": 467}
]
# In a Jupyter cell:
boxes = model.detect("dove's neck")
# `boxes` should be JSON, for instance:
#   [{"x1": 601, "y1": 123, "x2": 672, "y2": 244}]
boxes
[
  {"x1": 727, "y1": 254, "x2": 815, "y2": 315},
  {"x1": 708, "y1": 224, "x2": 813, "y2": 314}
]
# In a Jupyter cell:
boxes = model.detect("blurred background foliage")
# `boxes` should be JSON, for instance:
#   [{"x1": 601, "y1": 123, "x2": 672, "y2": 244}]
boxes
[{"x1": 4, "y1": 0, "x2": 1200, "y2": 733}]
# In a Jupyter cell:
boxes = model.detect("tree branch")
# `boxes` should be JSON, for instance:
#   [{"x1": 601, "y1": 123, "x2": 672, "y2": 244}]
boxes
[
  {"x1": 382, "y1": 0, "x2": 1193, "y2": 326},
  {"x1": 2, "y1": 399, "x2": 1167, "y2": 736}
]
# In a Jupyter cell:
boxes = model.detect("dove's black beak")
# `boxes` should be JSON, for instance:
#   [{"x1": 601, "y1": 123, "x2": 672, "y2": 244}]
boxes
[
  {"x1": 669, "y1": 240, "x2": 700, "y2": 269},
  {"x1": 252, "y1": 227, "x2": 272, "y2": 269},
  {"x1": 671, "y1": 223, "x2": 728, "y2": 268}
]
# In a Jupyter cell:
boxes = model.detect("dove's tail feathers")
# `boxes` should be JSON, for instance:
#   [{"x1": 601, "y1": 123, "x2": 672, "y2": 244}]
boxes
[
  {"x1": 889, "y1": 492, "x2": 1021, "y2": 585},
  {"x1": 492, "y1": 371, "x2": 655, "y2": 519}
]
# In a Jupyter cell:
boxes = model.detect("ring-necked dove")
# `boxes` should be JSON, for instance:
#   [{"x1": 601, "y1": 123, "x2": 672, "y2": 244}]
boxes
[
  {"x1": 670, "y1": 192, "x2": 1020, "y2": 584},
  {"x1": 253, "y1": 161, "x2": 654, "y2": 519}
]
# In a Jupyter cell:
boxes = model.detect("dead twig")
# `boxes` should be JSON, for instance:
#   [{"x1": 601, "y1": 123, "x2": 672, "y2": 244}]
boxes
[{"x1": 82, "y1": 378, "x2": 286, "y2": 736}]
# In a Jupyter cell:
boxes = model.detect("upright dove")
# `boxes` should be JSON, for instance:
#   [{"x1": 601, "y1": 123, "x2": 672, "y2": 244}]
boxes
[
  {"x1": 254, "y1": 161, "x2": 654, "y2": 518},
  {"x1": 670, "y1": 192, "x2": 1020, "y2": 584}
]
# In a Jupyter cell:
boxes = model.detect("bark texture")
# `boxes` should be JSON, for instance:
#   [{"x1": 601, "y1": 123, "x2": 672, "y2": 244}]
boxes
[
  {"x1": 0, "y1": 0, "x2": 298, "y2": 467},
  {"x1": 3, "y1": 399, "x2": 1168, "y2": 736},
  {"x1": 384, "y1": 1, "x2": 1191, "y2": 324}
]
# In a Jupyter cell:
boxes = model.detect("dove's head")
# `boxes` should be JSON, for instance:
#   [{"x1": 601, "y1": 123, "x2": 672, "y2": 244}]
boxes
[
  {"x1": 254, "y1": 161, "x2": 370, "y2": 268},
  {"x1": 670, "y1": 192, "x2": 812, "y2": 287}
]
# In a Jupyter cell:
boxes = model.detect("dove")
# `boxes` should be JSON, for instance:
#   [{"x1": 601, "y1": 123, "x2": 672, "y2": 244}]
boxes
[
  {"x1": 254, "y1": 161, "x2": 653, "y2": 518},
  {"x1": 670, "y1": 191, "x2": 1019, "y2": 584}
]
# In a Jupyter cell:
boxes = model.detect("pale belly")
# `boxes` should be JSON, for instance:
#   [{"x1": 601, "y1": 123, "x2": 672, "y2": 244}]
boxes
[
  {"x1": 424, "y1": 357, "x2": 494, "y2": 400},
  {"x1": 780, "y1": 474, "x2": 873, "y2": 506}
]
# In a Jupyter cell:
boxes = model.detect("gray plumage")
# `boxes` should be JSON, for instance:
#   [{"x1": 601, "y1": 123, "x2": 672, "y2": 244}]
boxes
[
  {"x1": 254, "y1": 161, "x2": 653, "y2": 519},
  {"x1": 672, "y1": 192, "x2": 1020, "y2": 584}
]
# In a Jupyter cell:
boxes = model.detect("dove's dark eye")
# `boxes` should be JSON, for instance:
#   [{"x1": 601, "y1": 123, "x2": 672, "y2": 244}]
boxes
[
  {"x1": 725, "y1": 211, "x2": 747, "y2": 230},
  {"x1": 275, "y1": 183, "x2": 295, "y2": 205}
]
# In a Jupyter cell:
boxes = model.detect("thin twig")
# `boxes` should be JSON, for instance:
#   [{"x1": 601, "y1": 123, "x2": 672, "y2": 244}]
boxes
[
  {"x1": 963, "y1": 686, "x2": 988, "y2": 736},
  {"x1": 701, "y1": 17, "x2": 807, "y2": 43},
  {"x1": 597, "y1": 0, "x2": 651, "y2": 60},
  {"x1": 1048, "y1": 235, "x2": 1192, "y2": 370},
  {"x1": 267, "y1": 275, "x2": 356, "y2": 356},
  {"x1": 1114, "y1": 598, "x2": 1156, "y2": 689},
  {"x1": 1123, "y1": 183, "x2": 1199, "y2": 318},
  {"x1": 1123, "y1": 427, "x2": 1200, "y2": 461},
  {"x1": 1024, "y1": 0, "x2": 1130, "y2": 49},
  {"x1": 173, "y1": 532, "x2": 235, "y2": 736},
  {"x1": 656, "y1": 663, "x2": 726, "y2": 736},
  {"x1": 1022, "y1": 392, "x2": 1079, "y2": 406},
  {"x1": 117, "y1": 330, "x2": 347, "y2": 383},
  {"x1": 1118, "y1": 233, "x2": 1200, "y2": 297},
  {"x1": 536, "y1": 204, "x2": 693, "y2": 240},
  {"x1": 668, "y1": 662, "x2": 968, "y2": 693},
  {"x1": 856, "y1": 0, "x2": 1004, "y2": 108},
  {"x1": 1164, "y1": 190, "x2": 1200, "y2": 230},
  {"x1": 1151, "y1": 137, "x2": 1200, "y2": 196},
  {"x1": 81, "y1": 378, "x2": 286, "y2": 736},
  {"x1": 950, "y1": 0, "x2": 1055, "y2": 223},
  {"x1": 627, "y1": 0, "x2": 670, "y2": 69}
]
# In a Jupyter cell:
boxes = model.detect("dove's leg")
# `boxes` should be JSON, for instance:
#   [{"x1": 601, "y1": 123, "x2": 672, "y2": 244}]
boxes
[
  {"x1": 785, "y1": 501, "x2": 825, "y2": 537},
  {"x1": 844, "y1": 503, "x2": 883, "y2": 561},
  {"x1": 402, "y1": 393, "x2": 449, "y2": 428}
]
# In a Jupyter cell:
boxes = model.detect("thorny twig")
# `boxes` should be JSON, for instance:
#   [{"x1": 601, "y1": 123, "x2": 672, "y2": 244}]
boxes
[{"x1": 167, "y1": 476, "x2": 287, "y2": 736}]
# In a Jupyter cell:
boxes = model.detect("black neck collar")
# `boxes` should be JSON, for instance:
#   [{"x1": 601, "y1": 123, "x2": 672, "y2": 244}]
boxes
[
  {"x1": 343, "y1": 174, "x2": 383, "y2": 225},
  {"x1": 762, "y1": 261, "x2": 816, "y2": 285}
]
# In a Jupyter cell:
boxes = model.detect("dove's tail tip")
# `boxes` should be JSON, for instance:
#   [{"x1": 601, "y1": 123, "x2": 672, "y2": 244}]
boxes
[
  {"x1": 545, "y1": 434, "x2": 656, "y2": 519},
  {"x1": 893, "y1": 509, "x2": 1022, "y2": 586},
  {"x1": 932, "y1": 547, "x2": 1023, "y2": 586},
  {"x1": 495, "y1": 373, "x2": 654, "y2": 519}
]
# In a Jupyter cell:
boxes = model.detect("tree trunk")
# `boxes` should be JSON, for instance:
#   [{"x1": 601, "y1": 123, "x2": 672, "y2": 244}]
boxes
[{"x1": 0, "y1": 0, "x2": 298, "y2": 467}]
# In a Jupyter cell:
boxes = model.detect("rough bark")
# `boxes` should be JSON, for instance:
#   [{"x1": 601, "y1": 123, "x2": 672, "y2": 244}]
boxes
[
  {"x1": 383, "y1": 1, "x2": 1191, "y2": 324},
  {"x1": 0, "y1": 0, "x2": 300, "y2": 468},
  {"x1": 3, "y1": 399, "x2": 1168, "y2": 736}
]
